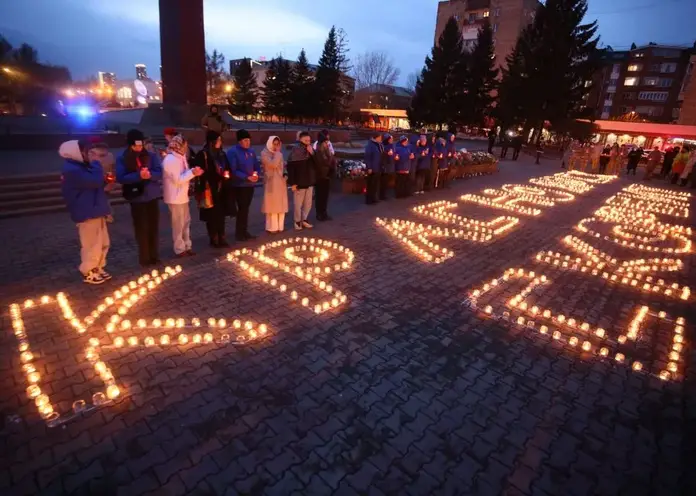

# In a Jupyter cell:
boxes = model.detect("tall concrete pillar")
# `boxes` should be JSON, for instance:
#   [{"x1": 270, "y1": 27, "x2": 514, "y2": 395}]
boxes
[{"x1": 158, "y1": 0, "x2": 206, "y2": 106}]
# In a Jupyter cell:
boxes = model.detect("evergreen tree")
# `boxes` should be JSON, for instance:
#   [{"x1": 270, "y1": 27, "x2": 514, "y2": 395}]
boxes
[
  {"x1": 230, "y1": 57, "x2": 258, "y2": 118},
  {"x1": 408, "y1": 17, "x2": 468, "y2": 128},
  {"x1": 498, "y1": 0, "x2": 599, "y2": 140},
  {"x1": 262, "y1": 57, "x2": 293, "y2": 121},
  {"x1": 465, "y1": 20, "x2": 499, "y2": 126},
  {"x1": 314, "y1": 26, "x2": 344, "y2": 122},
  {"x1": 289, "y1": 49, "x2": 315, "y2": 122}
]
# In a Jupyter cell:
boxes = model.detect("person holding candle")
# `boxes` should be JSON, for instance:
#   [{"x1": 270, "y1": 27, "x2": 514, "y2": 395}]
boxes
[
  {"x1": 227, "y1": 129, "x2": 260, "y2": 241},
  {"x1": 313, "y1": 130, "x2": 336, "y2": 221},
  {"x1": 60, "y1": 139, "x2": 113, "y2": 284},
  {"x1": 435, "y1": 134, "x2": 453, "y2": 189},
  {"x1": 427, "y1": 134, "x2": 439, "y2": 191},
  {"x1": 671, "y1": 146, "x2": 690, "y2": 184},
  {"x1": 116, "y1": 129, "x2": 163, "y2": 267},
  {"x1": 195, "y1": 130, "x2": 234, "y2": 247},
  {"x1": 364, "y1": 131, "x2": 383, "y2": 204},
  {"x1": 261, "y1": 135, "x2": 289, "y2": 233},
  {"x1": 162, "y1": 134, "x2": 203, "y2": 258},
  {"x1": 414, "y1": 135, "x2": 430, "y2": 194},
  {"x1": 394, "y1": 135, "x2": 413, "y2": 198},
  {"x1": 287, "y1": 131, "x2": 317, "y2": 229},
  {"x1": 379, "y1": 133, "x2": 396, "y2": 200}
]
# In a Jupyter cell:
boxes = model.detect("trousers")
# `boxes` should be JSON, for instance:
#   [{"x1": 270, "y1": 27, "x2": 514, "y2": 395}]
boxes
[
  {"x1": 168, "y1": 203, "x2": 191, "y2": 255},
  {"x1": 266, "y1": 213, "x2": 286, "y2": 232},
  {"x1": 380, "y1": 173, "x2": 394, "y2": 200},
  {"x1": 415, "y1": 169, "x2": 428, "y2": 192},
  {"x1": 234, "y1": 187, "x2": 254, "y2": 236},
  {"x1": 365, "y1": 172, "x2": 380, "y2": 203},
  {"x1": 314, "y1": 177, "x2": 330, "y2": 218},
  {"x1": 293, "y1": 187, "x2": 313, "y2": 222},
  {"x1": 77, "y1": 217, "x2": 110, "y2": 275},
  {"x1": 130, "y1": 199, "x2": 159, "y2": 265},
  {"x1": 395, "y1": 173, "x2": 411, "y2": 198}
]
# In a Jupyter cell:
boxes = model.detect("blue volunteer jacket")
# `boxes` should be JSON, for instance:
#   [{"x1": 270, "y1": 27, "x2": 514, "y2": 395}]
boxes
[
  {"x1": 394, "y1": 144, "x2": 412, "y2": 173},
  {"x1": 62, "y1": 159, "x2": 111, "y2": 223},
  {"x1": 446, "y1": 133, "x2": 457, "y2": 165},
  {"x1": 382, "y1": 142, "x2": 396, "y2": 174},
  {"x1": 364, "y1": 140, "x2": 383, "y2": 173},
  {"x1": 227, "y1": 144, "x2": 261, "y2": 187},
  {"x1": 416, "y1": 142, "x2": 430, "y2": 170},
  {"x1": 116, "y1": 151, "x2": 163, "y2": 203}
]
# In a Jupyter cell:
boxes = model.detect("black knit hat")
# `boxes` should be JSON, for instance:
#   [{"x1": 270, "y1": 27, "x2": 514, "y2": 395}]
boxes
[
  {"x1": 126, "y1": 129, "x2": 145, "y2": 146},
  {"x1": 236, "y1": 129, "x2": 251, "y2": 141},
  {"x1": 206, "y1": 130, "x2": 221, "y2": 144}
]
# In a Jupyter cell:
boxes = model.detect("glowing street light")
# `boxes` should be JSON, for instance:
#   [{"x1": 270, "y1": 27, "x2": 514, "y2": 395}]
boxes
[
  {"x1": 2, "y1": 67, "x2": 12, "y2": 74},
  {"x1": 225, "y1": 83, "x2": 233, "y2": 93}
]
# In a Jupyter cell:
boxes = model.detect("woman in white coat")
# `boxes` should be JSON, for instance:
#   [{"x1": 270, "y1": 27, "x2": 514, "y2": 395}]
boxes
[{"x1": 261, "y1": 136, "x2": 288, "y2": 233}]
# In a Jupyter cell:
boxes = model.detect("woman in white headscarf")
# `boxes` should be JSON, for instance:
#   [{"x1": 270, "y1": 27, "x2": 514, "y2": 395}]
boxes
[{"x1": 261, "y1": 135, "x2": 288, "y2": 233}]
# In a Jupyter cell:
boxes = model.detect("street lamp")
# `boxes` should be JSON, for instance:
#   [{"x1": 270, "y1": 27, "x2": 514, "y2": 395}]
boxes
[
  {"x1": 2, "y1": 67, "x2": 12, "y2": 74},
  {"x1": 225, "y1": 83, "x2": 233, "y2": 93}
]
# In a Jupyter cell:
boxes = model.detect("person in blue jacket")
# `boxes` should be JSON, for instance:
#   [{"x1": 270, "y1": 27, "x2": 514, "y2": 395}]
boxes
[
  {"x1": 61, "y1": 139, "x2": 113, "y2": 285},
  {"x1": 363, "y1": 130, "x2": 383, "y2": 204},
  {"x1": 426, "y1": 134, "x2": 440, "y2": 192},
  {"x1": 394, "y1": 135, "x2": 414, "y2": 198},
  {"x1": 379, "y1": 133, "x2": 396, "y2": 200},
  {"x1": 116, "y1": 129, "x2": 163, "y2": 267},
  {"x1": 414, "y1": 135, "x2": 430, "y2": 194},
  {"x1": 226, "y1": 129, "x2": 260, "y2": 241},
  {"x1": 443, "y1": 132, "x2": 457, "y2": 187},
  {"x1": 408, "y1": 134, "x2": 420, "y2": 194}
]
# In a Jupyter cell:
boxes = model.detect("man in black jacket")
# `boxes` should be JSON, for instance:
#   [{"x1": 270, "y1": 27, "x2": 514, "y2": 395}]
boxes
[
  {"x1": 287, "y1": 131, "x2": 316, "y2": 231},
  {"x1": 314, "y1": 130, "x2": 335, "y2": 221}
]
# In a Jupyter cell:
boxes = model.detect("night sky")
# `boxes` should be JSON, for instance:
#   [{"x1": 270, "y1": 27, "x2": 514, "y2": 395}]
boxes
[{"x1": 0, "y1": 0, "x2": 694, "y2": 84}]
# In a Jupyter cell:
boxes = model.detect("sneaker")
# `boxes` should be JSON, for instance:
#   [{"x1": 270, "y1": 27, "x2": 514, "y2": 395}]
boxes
[
  {"x1": 97, "y1": 268, "x2": 112, "y2": 281},
  {"x1": 186, "y1": 250, "x2": 196, "y2": 256},
  {"x1": 295, "y1": 222, "x2": 303, "y2": 231},
  {"x1": 84, "y1": 269, "x2": 106, "y2": 285},
  {"x1": 301, "y1": 220, "x2": 313, "y2": 229}
]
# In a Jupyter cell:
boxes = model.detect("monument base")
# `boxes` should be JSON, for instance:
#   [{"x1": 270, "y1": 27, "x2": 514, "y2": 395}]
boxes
[{"x1": 140, "y1": 104, "x2": 209, "y2": 128}]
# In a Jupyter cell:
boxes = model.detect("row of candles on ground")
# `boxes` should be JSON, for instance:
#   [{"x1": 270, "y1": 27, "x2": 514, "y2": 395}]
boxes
[
  {"x1": 226, "y1": 238, "x2": 353, "y2": 314},
  {"x1": 412, "y1": 201, "x2": 520, "y2": 237},
  {"x1": 467, "y1": 268, "x2": 686, "y2": 381}
]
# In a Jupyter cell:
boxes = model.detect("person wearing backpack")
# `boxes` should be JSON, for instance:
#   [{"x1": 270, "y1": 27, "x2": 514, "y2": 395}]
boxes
[{"x1": 116, "y1": 129, "x2": 163, "y2": 267}]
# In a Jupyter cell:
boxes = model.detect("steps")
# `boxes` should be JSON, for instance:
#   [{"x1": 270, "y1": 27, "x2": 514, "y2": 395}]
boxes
[{"x1": 0, "y1": 173, "x2": 127, "y2": 220}]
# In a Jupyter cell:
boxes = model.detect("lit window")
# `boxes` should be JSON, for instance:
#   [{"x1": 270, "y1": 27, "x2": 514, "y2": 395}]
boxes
[
  {"x1": 660, "y1": 63, "x2": 677, "y2": 73},
  {"x1": 627, "y1": 64, "x2": 642, "y2": 72},
  {"x1": 483, "y1": 10, "x2": 490, "y2": 17},
  {"x1": 624, "y1": 77, "x2": 638, "y2": 86},
  {"x1": 584, "y1": 80, "x2": 592, "y2": 87},
  {"x1": 643, "y1": 77, "x2": 658, "y2": 86}
]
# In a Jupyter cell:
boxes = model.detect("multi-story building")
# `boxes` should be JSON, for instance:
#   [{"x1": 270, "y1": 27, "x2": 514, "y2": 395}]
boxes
[
  {"x1": 434, "y1": 0, "x2": 539, "y2": 69},
  {"x1": 352, "y1": 84, "x2": 413, "y2": 112},
  {"x1": 97, "y1": 71, "x2": 116, "y2": 87},
  {"x1": 135, "y1": 64, "x2": 148, "y2": 81},
  {"x1": 678, "y1": 54, "x2": 696, "y2": 125},
  {"x1": 586, "y1": 44, "x2": 692, "y2": 123}
]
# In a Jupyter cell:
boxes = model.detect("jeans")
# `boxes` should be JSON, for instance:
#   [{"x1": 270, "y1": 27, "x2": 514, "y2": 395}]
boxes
[
  {"x1": 130, "y1": 199, "x2": 159, "y2": 265},
  {"x1": 167, "y1": 203, "x2": 191, "y2": 255},
  {"x1": 234, "y1": 187, "x2": 254, "y2": 237},
  {"x1": 77, "y1": 217, "x2": 110, "y2": 275},
  {"x1": 293, "y1": 187, "x2": 313, "y2": 222}
]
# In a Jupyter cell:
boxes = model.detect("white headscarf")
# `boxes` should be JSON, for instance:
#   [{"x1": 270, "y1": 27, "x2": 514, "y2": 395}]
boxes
[{"x1": 266, "y1": 135, "x2": 280, "y2": 154}]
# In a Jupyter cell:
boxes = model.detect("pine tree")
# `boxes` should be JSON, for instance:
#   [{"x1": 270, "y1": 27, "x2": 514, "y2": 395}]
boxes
[
  {"x1": 408, "y1": 17, "x2": 468, "y2": 128},
  {"x1": 289, "y1": 49, "x2": 315, "y2": 122},
  {"x1": 262, "y1": 57, "x2": 293, "y2": 121},
  {"x1": 314, "y1": 26, "x2": 344, "y2": 122},
  {"x1": 498, "y1": 0, "x2": 599, "y2": 140},
  {"x1": 466, "y1": 20, "x2": 499, "y2": 126},
  {"x1": 230, "y1": 57, "x2": 258, "y2": 118}
]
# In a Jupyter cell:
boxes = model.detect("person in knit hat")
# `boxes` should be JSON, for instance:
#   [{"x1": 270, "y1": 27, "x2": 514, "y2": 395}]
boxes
[
  {"x1": 116, "y1": 128, "x2": 163, "y2": 267},
  {"x1": 162, "y1": 134, "x2": 203, "y2": 257},
  {"x1": 60, "y1": 139, "x2": 113, "y2": 284},
  {"x1": 226, "y1": 129, "x2": 260, "y2": 240}
]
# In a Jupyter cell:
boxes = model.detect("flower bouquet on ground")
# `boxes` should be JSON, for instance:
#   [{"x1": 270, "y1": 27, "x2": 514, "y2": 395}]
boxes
[
  {"x1": 338, "y1": 160, "x2": 368, "y2": 194},
  {"x1": 456, "y1": 150, "x2": 498, "y2": 178}
]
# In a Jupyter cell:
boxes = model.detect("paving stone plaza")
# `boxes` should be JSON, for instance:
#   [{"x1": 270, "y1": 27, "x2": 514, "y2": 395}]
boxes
[{"x1": 1, "y1": 159, "x2": 694, "y2": 495}]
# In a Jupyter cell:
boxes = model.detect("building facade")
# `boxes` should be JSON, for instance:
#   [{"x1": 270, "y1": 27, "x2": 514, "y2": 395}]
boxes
[
  {"x1": 352, "y1": 84, "x2": 413, "y2": 112},
  {"x1": 434, "y1": 0, "x2": 539, "y2": 69},
  {"x1": 586, "y1": 44, "x2": 693, "y2": 124},
  {"x1": 678, "y1": 54, "x2": 696, "y2": 125},
  {"x1": 98, "y1": 72, "x2": 116, "y2": 87},
  {"x1": 135, "y1": 64, "x2": 148, "y2": 81}
]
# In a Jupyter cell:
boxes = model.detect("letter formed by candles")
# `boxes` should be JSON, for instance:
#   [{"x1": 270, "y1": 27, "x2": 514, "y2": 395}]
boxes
[
  {"x1": 8, "y1": 264, "x2": 276, "y2": 427},
  {"x1": 226, "y1": 237, "x2": 353, "y2": 315},
  {"x1": 466, "y1": 268, "x2": 687, "y2": 381}
]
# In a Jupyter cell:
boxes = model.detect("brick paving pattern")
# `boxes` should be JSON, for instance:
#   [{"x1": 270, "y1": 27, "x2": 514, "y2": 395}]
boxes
[{"x1": 0, "y1": 157, "x2": 694, "y2": 495}]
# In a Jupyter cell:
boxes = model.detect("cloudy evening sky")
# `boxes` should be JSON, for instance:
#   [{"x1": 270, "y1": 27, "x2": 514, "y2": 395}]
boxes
[{"x1": 0, "y1": 0, "x2": 695, "y2": 83}]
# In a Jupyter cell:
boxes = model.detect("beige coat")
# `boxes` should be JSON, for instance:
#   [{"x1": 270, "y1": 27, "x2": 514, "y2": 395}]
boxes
[{"x1": 261, "y1": 147, "x2": 288, "y2": 214}]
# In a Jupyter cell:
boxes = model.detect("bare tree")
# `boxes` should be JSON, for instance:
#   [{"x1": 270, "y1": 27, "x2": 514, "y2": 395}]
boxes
[
  {"x1": 352, "y1": 50, "x2": 401, "y2": 90},
  {"x1": 406, "y1": 71, "x2": 419, "y2": 93},
  {"x1": 205, "y1": 49, "x2": 226, "y2": 102}
]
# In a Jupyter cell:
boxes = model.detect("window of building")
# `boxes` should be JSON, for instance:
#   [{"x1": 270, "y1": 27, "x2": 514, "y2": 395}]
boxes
[
  {"x1": 636, "y1": 106, "x2": 663, "y2": 116},
  {"x1": 623, "y1": 93, "x2": 635, "y2": 100},
  {"x1": 643, "y1": 77, "x2": 658, "y2": 86},
  {"x1": 603, "y1": 106, "x2": 612, "y2": 113},
  {"x1": 624, "y1": 77, "x2": 639, "y2": 86},
  {"x1": 608, "y1": 78, "x2": 618, "y2": 87},
  {"x1": 483, "y1": 10, "x2": 490, "y2": 18},
  {"x1": 638, "y1": 91, "x2": 668, "y2": 101},
  {"x1": 633, "y1": 52, "x2": 645, "y2": 58},
  {"x1": 493, "y1": 23, "x2": 498, "y2": 32},
  {"x1": 657, "y1": 78, "x2": 673, "y2": 87},
  {"x1": 660, "y1": 63, "x2": 677, "y2": 73},
  {"x1": 653, "y1": 49, "x2": 679, "y2": 58},
  {"x1": 627, "y1": 64, "x2": 642, "y2": 72},
  {"x1": 494, "y1": 8, "x2": 501, "y2": 16},
  {"x1": 584, "y1": 80, "x2": 592, "y2": 88},
  {"x1": 650, "y1": 64, "x2": 660, "y2": 72},
  {"x1": 469, "y1": 13, "x2": 477, "y2": 22}
]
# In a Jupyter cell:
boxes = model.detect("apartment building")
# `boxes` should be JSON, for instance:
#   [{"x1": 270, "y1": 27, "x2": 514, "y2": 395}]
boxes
[
  {"x1": 586, "y1": 44, "x2": 692, "y2": 123},
  {"x1": 678, "y1": 54, "x2": 696, "y2": 125},
  {"x1": 434, "y1": 0, "x2": 539, "y2": 69}
]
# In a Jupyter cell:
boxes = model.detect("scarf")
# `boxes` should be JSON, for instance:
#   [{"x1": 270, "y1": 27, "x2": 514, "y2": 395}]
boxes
[
  {"x1": 167, "y1": 134, "x2": 186, "y2": 156},
  {"x1": 123, "y1": 147, "x2": 151, "y2": 172}
]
